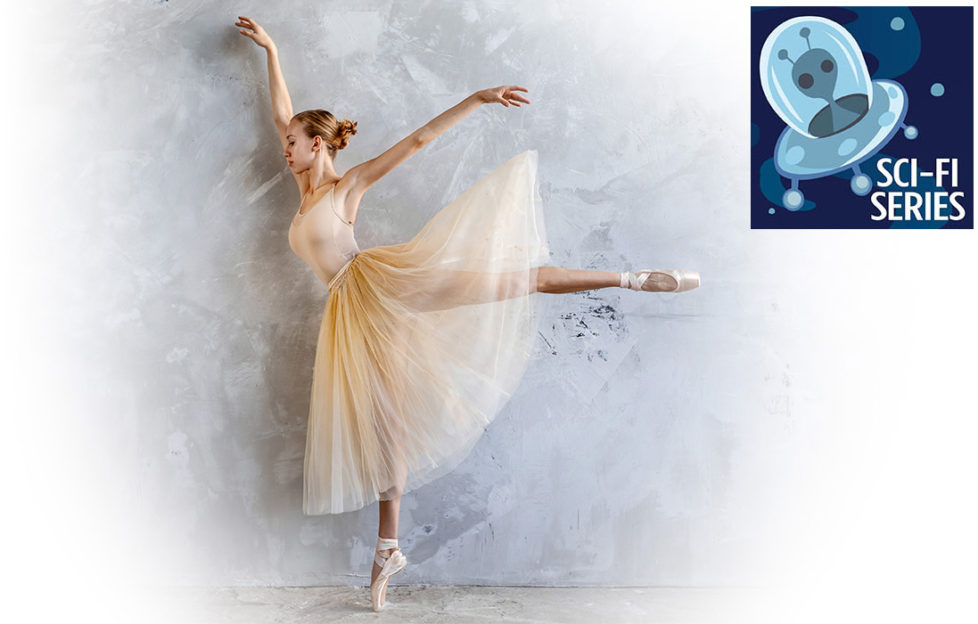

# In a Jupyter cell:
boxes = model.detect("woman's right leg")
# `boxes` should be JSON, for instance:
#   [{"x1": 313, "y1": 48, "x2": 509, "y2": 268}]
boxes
[{"x1": 372, "y1": 494, "x2": 403, "y2": 585}]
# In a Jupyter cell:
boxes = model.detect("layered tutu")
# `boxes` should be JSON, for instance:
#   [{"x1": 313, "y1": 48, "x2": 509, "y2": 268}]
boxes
[{"x1": 303, "y1": 150, "x2": 550, "y2": 514}]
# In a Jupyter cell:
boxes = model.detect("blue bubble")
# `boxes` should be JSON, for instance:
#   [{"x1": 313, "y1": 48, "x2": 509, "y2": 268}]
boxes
[
  {"x1": 785, "y1": 145, "x2": 805, "y2": 165},
  {"x1": 931, "y1": 83, "x2": 945, "y2": 97},
  {"x1": 760, "y1": 17, "x2": 873, "y2": 138},
  {"x1": 768, "y1": 207, "x2": 776, "y2": 215},
  {"x1": 890, "y1": 17, "x2": 905, "y2": 31},
  {"x1": 837, "y1": 138, "x2": 857, "y2": 156}
]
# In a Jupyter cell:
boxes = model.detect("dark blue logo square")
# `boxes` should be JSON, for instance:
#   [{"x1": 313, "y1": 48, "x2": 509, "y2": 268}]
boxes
[{"x1": 751, "y1": 6, "x2": 973, "y2": 229}]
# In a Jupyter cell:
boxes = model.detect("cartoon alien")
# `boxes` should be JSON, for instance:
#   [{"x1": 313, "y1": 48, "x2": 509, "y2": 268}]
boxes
[
  {"x1": 759, "y1": 16, "x2": 918, "y2": 210},
  {"x1": 779, "y1": 26, "x2": 869, "y2": 137}
]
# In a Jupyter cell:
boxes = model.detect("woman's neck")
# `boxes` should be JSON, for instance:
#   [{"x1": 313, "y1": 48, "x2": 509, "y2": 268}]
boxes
[{"x1": 307, "y1": 159, "x2": 340, "y2": 194}]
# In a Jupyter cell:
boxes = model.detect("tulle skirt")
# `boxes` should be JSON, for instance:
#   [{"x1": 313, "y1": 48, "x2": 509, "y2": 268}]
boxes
[{"x1": 303, "y1": 150, "x2": 550, "y2": 515}]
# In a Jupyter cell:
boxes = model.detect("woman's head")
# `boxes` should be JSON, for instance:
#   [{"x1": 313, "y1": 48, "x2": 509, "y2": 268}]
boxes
[{"x1": 284, "y1": 110, "x2": 358, "y2": 172}]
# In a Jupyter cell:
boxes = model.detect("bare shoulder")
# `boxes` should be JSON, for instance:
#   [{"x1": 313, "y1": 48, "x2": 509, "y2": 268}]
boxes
[{"x1": 333, "y1": 164, "x2": 371, "y2": 224}]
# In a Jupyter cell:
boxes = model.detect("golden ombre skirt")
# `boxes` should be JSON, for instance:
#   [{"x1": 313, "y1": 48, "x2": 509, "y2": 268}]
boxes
[{"x1": 303, "y1": 150, "x2": 550, "y2": 514}]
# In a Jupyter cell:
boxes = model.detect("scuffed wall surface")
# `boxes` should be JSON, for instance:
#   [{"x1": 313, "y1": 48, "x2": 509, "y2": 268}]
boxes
[{"x1": 12, "y1": 0, "x2": 976, "y2": 598}]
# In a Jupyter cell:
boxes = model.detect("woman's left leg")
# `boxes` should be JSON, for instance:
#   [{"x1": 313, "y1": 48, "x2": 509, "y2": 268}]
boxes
[
  {"x1": 534, "y1": 266, "x2": 622, "y2": 294},
  {"x1": 401, "y1": 264, "x2": 675, "y2": 311},
  {"x1": 535, "y1": 265, "x2": 693, "y2": 294}
]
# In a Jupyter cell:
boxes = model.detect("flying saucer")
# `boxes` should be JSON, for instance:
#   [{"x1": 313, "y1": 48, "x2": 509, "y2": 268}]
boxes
[{"x1": 759, "y1": 16, "x2": 918, "y2": 210}]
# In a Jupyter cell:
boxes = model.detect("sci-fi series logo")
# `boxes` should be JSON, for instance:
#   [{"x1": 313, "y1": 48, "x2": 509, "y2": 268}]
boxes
[{"x1": 750, "y1": 6, "x2": 973, "y2": 229}]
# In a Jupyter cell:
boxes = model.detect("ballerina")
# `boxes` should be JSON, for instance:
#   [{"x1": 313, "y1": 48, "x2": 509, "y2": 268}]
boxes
[{"x1": 237, "y1": 15, "x2": 699, "y2": 611}]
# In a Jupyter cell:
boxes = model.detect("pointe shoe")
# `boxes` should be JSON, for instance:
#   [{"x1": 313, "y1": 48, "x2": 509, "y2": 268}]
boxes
[
  {"x1": 622, "y1": 269, "x2": 700, "y2": 293},
  {"x1": 370, "y1": 536, "x2": 407, "y2": 611}
]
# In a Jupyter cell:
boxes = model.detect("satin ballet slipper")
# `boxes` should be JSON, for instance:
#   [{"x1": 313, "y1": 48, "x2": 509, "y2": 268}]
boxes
[
  {"x1": 620, "y1": 269, "x2": 701, "y2": 293},
  {"x1": 370, "y1": 536, "x2": 407, "y2": 611}
]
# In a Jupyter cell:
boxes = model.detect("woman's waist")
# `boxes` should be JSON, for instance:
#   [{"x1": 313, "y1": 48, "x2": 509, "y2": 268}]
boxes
[{"x1": 326, "y1": 252, "x2": 360, "y2": 292}]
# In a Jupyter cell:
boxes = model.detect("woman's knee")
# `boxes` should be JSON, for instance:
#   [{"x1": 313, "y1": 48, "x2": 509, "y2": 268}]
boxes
[{"x1": 535, "y1": 266, "x2": 560, "y2": 294}]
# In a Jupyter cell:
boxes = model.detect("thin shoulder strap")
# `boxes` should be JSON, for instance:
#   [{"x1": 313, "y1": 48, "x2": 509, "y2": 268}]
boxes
[{"x1": 329, "y1": 183, "x2": 353, "y2": 225}]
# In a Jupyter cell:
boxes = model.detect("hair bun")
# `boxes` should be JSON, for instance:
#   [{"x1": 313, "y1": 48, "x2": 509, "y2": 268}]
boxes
[
  {"x1": 292, "y1": 109, "x2": 358, "y2": 154},
  {"x1": 335, "y1": 119, "x2": 358, "y2": 150}
]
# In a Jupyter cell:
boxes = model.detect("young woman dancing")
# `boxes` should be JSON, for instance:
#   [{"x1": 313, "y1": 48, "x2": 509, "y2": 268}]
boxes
[{"x1": 236, "y1": 16, "x2": 700, "y2": 611}]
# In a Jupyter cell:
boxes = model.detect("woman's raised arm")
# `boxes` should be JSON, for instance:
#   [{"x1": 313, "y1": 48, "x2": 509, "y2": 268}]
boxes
[
  {"x1": 352, "y1": 86, "x2": 531, "y2": 192},
  {"x1": 236, "y1": 17, "x2": 293, "y2": 134},
  {"x1": 418, "y1": 86, "x2": 530, "y2": 144}
]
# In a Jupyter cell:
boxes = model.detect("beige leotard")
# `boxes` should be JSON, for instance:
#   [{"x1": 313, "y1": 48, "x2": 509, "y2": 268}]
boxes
[{"x1": 288, "y1": 183, "x2": 360, "y2": 287}]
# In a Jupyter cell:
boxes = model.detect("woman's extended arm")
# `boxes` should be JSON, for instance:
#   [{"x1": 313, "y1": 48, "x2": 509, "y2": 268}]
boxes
[
  {"x1": 351, "y1": 86, "x2": 531, "y2": 192},
  {"x1": 418, "y1": 86, "x2": 530, "y2": 145},
  {"x1": 264, "y1": 46, "x2": 294, "y2": 124},
  {"x1": 236, "y1": 16, "x2": 293, "y2": 125}
]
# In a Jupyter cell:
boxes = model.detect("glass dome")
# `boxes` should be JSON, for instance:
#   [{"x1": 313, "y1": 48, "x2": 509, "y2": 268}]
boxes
[{"x1": 759, "y1": 16, "x2": 873, "y2": 139}]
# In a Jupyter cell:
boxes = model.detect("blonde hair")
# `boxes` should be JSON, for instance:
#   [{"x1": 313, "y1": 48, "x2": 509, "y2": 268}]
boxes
[{"x1": 292, "y1": 109, "x2": 358, "y2": 157}]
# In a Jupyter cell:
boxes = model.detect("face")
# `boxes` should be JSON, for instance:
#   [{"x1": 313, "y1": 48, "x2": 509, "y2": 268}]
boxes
[
  {"x1": 284, "y1": 119, "x2": 327, "y2": 172},
  {"x1": 791, "y1": 48, "x2": 837, "y2": 103}
]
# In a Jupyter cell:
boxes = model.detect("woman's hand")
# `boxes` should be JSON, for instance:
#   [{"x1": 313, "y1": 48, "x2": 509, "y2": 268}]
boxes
[
  {"x1": 476, "y1": 85, "x2": 531, "y2": 107},
  {"x1": 236, "y1": 16, "x2": 275, "y2": 50}
]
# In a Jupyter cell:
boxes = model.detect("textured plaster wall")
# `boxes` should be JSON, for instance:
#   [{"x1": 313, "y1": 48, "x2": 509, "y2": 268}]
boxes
[{"x1": 9, "y1": 0, "x2": 976, "y2": 607}]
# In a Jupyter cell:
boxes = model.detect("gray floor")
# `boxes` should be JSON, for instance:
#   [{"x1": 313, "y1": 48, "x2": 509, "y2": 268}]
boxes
[{"x1": 162, "y1": 585, "x2": 769, "y2": 623}]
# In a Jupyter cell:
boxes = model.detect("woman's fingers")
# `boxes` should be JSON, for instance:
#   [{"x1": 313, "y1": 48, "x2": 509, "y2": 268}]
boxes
[
  {"x1": 497, "y1": 86, "x2": 530, "y2": 106},
  {"x1": 235, "y1": 15, "x2": 270, "y2": 47},
  {"x1": 236, "y1": 16, "x2": 261, "y2": 32},
  {"x1": 506, "y1": 86, "x2": 531, "y2": 104},
  {"x1": 485, "y1": 85, "x2": 531, "y2": 107}
]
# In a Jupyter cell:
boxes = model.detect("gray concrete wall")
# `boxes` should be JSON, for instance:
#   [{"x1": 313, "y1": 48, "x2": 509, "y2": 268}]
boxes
[{"x1": 9, "y1": 0, "x2": 975, "y2": 607}]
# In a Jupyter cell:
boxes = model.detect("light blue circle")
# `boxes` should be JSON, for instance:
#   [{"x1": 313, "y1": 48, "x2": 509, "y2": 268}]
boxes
[
  {"x1": 837, "y1": 138, "x2": 858, "y2": 156},
  {"x1": 905, "y1": 125, "x2": 918, "y2": 140},
  {"x1": 785, "y1": 145, "x2": 805, "y2": 165},
  {"x1": 851, "y1": 174, "x2": 872, "y2": 195},
  {"x1": 931, "y1": 82, "x2": 945, "y2": 97},
  {"x1": 878, "y1": 111, "x2": 896, "y2": 126},
  {"x1": 887, "y1": 86, "x2": 898, "y2": 99},
  {"x1": 784, "y1": 189, "x2": 803, "y2": 210},
  {"x1": 891, "y1": 17, "x2": 905, "y2": 31},
  {"x1": 768, "y1": 207, "x2": 776, "y2": 215}
]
